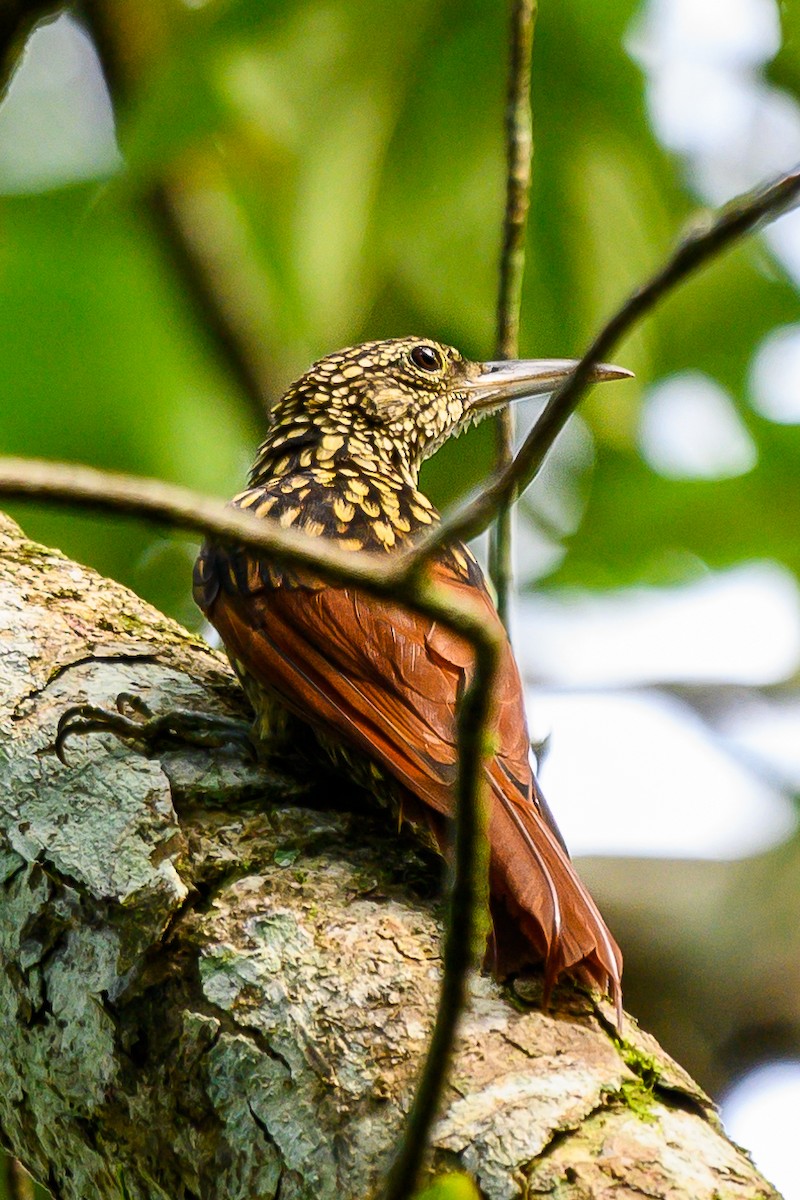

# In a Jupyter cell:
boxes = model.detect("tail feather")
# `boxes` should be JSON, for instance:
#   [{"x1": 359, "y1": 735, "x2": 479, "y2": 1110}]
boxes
[{"x1": 487, "y1": 769, "x2": 623, "y2": 1021}]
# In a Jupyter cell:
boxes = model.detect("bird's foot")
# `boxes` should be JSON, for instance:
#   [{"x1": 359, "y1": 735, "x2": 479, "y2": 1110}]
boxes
[{"x1": 55, "y1": 692, "x2": 256, "y2": 765}]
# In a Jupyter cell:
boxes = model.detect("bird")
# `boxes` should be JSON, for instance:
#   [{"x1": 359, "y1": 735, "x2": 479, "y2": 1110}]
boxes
[{"x1": 192, "y1": 336, "x2": 629, "y2": 1016}]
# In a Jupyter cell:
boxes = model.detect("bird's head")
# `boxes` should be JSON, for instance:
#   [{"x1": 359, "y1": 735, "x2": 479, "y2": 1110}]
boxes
[{"x1": 262, "y1": 336, "x2": 631, "y2": 482}]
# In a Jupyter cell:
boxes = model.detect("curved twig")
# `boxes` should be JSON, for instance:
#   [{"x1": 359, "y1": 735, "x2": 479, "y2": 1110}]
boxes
[
  {"x1": 0, "y1": 454, "x2": 500, "y2": 1200},
  {"x1": 7, "y1": 155, "x2": 800, "y2": 580},
  {"x1": 380, "y1": 588, "x2": 500, "y2": 1200},
  {"x1": 426, "y1": 166, "x2": 800, "y2": 554},
  {"x1": 0, "y1": 163, "x2": 799, "y2": 1200}
]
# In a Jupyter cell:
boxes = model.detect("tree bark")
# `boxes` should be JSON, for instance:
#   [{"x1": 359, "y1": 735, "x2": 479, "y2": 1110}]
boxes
[{"x1": 0, "y1": 514, "x2": 780, "y2": 1200}]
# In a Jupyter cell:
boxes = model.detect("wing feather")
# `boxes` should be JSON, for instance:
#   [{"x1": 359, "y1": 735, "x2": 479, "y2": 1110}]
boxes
[{"x1": 196, "y1": 544, "x2": 622, "y2": 1008}]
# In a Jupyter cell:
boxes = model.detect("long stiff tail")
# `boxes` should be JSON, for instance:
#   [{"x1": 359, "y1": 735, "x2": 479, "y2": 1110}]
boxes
[{"x1": 486, "y1": 767, "x2": 623, "y2": 1022}]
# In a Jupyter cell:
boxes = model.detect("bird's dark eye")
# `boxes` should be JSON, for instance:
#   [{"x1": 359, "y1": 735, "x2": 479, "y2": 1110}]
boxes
[{"x1": 410, "y1": 344, "x2": 444, "y2": 373}]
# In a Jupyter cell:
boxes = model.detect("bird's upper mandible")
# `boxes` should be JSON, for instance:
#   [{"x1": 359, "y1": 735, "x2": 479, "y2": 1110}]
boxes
[{"x1": 249, "y1": 336, "x2": 632, "y2": 485}]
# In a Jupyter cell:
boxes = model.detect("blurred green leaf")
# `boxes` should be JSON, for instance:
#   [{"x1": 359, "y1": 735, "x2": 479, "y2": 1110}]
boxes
[
  {"x1": 1, "y1": 0, "x2": 799, "y2": 601},
  {"x1": 0, "y1": 181, "x2": 255, "y2": 619},
  {"x1": 414, "y1": 1171, "x2": 481, "y2": 1200}
]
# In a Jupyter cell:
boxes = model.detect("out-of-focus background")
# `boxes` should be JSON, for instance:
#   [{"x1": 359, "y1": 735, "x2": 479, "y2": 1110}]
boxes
[{"x1": 1, "y1": 0, "x2": 799, "y2": 1194}]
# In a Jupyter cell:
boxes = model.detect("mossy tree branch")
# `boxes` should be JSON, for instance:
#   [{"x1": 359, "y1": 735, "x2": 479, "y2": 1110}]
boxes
[{"x1": 0, "y1": 515, "x2": 781, "y2": 1200}]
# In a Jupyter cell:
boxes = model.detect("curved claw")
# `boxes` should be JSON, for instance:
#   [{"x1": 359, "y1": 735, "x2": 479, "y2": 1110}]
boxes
[
  {"x1": 115, "y1": 692, "x2": 154, "y2": 720},
  {"x1": 54, "y1": 695, "x2": 257, "y2": 764},
  {"x1": 55, "y1": 702, "x2": 150, "y2": 764}
]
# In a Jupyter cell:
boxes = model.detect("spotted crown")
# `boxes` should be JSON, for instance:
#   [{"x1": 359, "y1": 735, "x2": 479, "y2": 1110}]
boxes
[{"x1": 249, "y1": 337, "x2": 483, "y2": 487}]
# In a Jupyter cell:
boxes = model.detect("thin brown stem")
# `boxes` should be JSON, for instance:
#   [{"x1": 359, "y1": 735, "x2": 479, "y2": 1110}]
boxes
[
  {"x1": 389, "y1": 8, "x2": 536, "y2": 1182},
  {"x1": 489, "y1": 0, "x2": 537, "y2": 627},
  {"x1": 380, "y1": 588, "x2": 500, "y2": 1200},
  {"x1": 495, "y1": 0, "x2": 536, "y2": 365},
  {"x1": 81, "y1": 0, "x2": 272, "y2": 422},
  {"x1": 0, "y1": 459, "x2": 398, "y2": 588}
]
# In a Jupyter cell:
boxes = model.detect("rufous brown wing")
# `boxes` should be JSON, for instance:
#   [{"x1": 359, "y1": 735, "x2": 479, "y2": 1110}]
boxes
[{"x1": 194, "y1": 542, "x2": 623, "y2": 1014}]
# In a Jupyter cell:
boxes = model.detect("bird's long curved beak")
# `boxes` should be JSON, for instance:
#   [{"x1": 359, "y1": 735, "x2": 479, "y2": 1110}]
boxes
[{"x1": 465, "y1": 358, "x2": 633, "y2": 410}]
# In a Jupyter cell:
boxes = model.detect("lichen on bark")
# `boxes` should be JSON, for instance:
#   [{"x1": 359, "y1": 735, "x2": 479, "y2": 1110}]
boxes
[{"x1": 0, "y1": 515, "x2": 781, "y2": 1199}]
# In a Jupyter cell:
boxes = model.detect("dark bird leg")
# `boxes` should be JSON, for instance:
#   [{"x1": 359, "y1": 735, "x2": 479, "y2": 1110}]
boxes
[{"x1": 54, "y1": 692, "x2": 257, "y2": 765}]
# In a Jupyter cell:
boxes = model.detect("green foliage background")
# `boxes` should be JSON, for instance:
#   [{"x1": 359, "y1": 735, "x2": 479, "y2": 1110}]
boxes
[
  {"x1": 1, "y1": 0, "x2": 799, "y2": 1194},
  {"x1": 5, "y1": 0, "x2": 799, "y2": 620}
]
